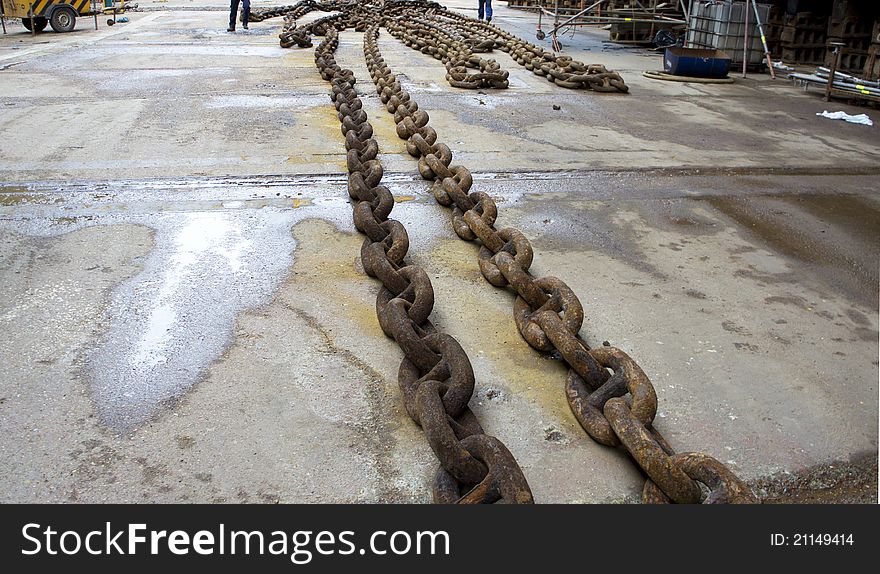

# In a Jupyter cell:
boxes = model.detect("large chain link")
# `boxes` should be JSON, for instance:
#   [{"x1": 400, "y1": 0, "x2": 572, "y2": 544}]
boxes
[
  {"x1": 258, "y1": 0, "x2": 754, "y2": 503},
  {"x1": 312, "y1": 23, "x2": 533, "y2": 504}
]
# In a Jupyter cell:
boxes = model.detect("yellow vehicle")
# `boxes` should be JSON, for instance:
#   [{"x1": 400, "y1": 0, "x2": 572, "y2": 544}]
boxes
[{"x1": 1, "y1": 0, "x2": 94, "y2": 33}]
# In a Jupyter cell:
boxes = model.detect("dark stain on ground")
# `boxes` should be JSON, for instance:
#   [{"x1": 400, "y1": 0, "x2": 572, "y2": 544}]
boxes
[
  {"x1": 846, "y1": 308, "x2": 871, "y2": 326},
  {"x1": 722, "y1": 320, "x2": 750, "y2": 335},
  {"x1": 703, "y1": 193, "x2": 880, "y2": 309},
  {"x1": 734, "y1": 342, "x2": 759, "y2": 352},
  {"x1": 176, "y1": 435, "x2": 195, "y2": 449},
  {"x1": 733, "y1": 267, "x2": 798, "y2": 285},
  {"x1": 135, "y1": 457, "x2": 169, "y2": 488},
  {"x1": 752, "y1": 452, "x2": 878, "y2": 504},
  {"x1": 527, "y1": 200, "x2": 667, "y2": 280},
  {"x1": 852, "y1": 326, "x2": 879, "y2": 342},
  {"x1": 765, "y1": 295, "x2": 808, "y2": 307},
  {"x1": 632, "y1": 198, "x2": 723, "y2": 238},
  {"x1": 791, "y1": 189, "x2": 880, "y2": 233}
]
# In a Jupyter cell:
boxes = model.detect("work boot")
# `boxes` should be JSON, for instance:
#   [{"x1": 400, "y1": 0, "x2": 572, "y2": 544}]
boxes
[
  {"x1": 243, "y1": 24, "x2": 248, "y2": 29},
  {"x1": 487, "y1": 17, "x2": 492, "y2": 23},
  {"x1": 227, "y1": 26, "x2": 235, "y2": 32}
]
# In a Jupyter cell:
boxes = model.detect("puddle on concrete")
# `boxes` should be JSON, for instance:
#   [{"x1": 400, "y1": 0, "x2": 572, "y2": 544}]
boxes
[
  {"x1": 88, "y1": 208, "x2": 297, "y2": 431},
  {"x1": 205, "y1": 94, "x2": 330, "y2": 109},
  {"x1": 119, "y1": 45, "x2": 284, "y2": 58},
  {"x1": 0, "y1": 175, "x2": 364, "y2": 432}
]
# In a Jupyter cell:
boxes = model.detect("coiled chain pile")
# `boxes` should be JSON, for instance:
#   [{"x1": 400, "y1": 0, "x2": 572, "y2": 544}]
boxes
[
  {"x1": 250, "y1": 0, "x2": 755, "y2": 504},
  {"x1": 251, "y1": 0, "x2": 628, "y2": 92}
]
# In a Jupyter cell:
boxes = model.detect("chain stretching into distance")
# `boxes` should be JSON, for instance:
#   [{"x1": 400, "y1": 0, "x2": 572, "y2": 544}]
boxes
[
  {"x1": 250, "y1": 0, "x2": 629, "y2": 92},
  {"x1": 255, "y1": 0, "x2": 755, "y2": 503},
  {"x1": 313, "y1": 24, "x2": 534, "y2": 504}
]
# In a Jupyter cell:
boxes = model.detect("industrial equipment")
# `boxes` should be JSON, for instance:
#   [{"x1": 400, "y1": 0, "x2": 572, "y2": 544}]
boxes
[{"x1": 1, "y1": 0, "x2": 95, "y2": 33}]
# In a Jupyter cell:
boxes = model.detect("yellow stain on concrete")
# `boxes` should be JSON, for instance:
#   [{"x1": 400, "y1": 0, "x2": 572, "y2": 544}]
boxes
[
  {"x1": 424, "y1": 238, "x2": 574, "y2": 419},
  {"x1": 368, "y1": 113, "x2": 409, "y2": 157},
  {"x1": 393, "y1": 195, "x2": 416, "y2": 203},
  {"x1": 284, "y1": 219, "x2": 384, "y2": 340}
]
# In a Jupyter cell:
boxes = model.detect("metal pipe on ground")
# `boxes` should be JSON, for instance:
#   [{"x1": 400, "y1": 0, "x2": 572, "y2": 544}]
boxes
[
  {"x1": 817, "y1": 67, "x2": 880, "y2": 89},
  {"x1": 789, "y1": 72, "x2": 880, "y2": 96},
  {"x1": 750, "y1": 0, "x2": 775, "y2": 79}
]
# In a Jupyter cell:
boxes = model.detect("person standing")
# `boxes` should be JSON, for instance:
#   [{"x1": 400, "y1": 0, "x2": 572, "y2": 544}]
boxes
[
  {"x1": 228, "y1": 0, "x2": 250, "y2": 32},
  {"x1": 478, "y1": 0, "x2": 493, "y2": 22}
]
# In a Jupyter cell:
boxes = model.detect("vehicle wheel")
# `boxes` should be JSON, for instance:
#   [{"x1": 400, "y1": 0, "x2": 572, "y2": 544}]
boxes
[
  {"x1": 107, "y1": 19, "x2": 115, "y2": 26},
  {"x1": 22, "y1": 17, "x2": 49, "y2": 33},
  {"x1": 536, "y1": 30, "x2": 545, "y2": 41},
  {"x1": 49, "y1": 7, "x2": 77, "y2": 33}
]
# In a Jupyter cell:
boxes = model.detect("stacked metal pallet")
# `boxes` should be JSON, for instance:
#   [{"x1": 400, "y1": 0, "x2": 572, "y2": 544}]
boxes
[
  {"x1": 779, "y1": 4, "x2": 878, "y2": 77},
  {"x1": 826, "y1": 1, "x2": 875, "y2": 74},
  {"x1": 867, "y1": 21, "x2": 880, "y2": 80},
  {"x1": 780, "y1": 11, "x2": 827, "y2": 66},
  {"x1": 764, "y1": 3, "x2": 785, "y2": 60},
  {"x1": 686, "y1": 2, "x2": 771, "y2": 67}
]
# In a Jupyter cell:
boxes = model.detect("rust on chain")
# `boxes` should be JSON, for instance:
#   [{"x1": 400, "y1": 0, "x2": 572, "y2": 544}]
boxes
[
  {"x1": 305, "y1": 15, "x2": 532, "y2": 504},
  {"x1": 512, "y1": 277, "x2": 582, "y2": 352},
  {"x1": 605, "y1": 398, "x2": 702, "y2": 504},
  {"x1": 434, "y1": 434, "x2": 535, "y2": 504},
  {"x1": 479, "y1": 228, "x2": 533, "y2": 287},
  {"x1": 642, "y1": 452, "x2": 759, "y2": 504},
  {"x1": 253, "y1": 0, "x2": 753, "y2": 504},
  {"x1": 252, "y1": 0, "x2": 629, "y2": 92}
]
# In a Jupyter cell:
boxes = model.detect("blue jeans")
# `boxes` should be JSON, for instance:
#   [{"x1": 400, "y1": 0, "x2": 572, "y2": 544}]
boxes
[
  {"x1": 229, "y1": 0, "x2": 250, "y2": 28},
  {"x1": 478, "y1": 0, "x2": 493, "y2": 20}
]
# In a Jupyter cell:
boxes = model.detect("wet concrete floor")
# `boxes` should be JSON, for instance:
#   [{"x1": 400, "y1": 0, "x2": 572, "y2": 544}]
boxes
[{"x1": 0, "y1": 1, "x2": 877, "y2": 502}]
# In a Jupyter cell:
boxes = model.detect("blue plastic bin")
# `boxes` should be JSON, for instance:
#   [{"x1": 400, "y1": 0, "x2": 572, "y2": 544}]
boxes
[{"x1": 664, "y1": 47, "x2": 732, "y2": 78}]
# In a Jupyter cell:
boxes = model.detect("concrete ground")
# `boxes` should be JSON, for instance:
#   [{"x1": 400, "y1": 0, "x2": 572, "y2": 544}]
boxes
[{"x1": 0, "y1": 1, "x2": 877, "y2": 503}]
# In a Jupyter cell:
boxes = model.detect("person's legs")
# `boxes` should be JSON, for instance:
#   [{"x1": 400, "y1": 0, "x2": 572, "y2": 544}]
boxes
[
  {"x1": 241, "y1": 0, "x2": 250, "y2": 28},
  {"x1": 478, "y1": 0, "x2": 485, "y2": 20},
  {"x1": 485, "y1": 0, "x2": 493, "y2": 22},
  {"x1": 228, "y1": 0, "x2": 240, "y2": 30}
]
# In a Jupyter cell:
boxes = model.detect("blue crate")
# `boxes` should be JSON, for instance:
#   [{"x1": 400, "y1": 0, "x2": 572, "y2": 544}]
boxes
[{"x1": 664, "y1": 47, "x2": 732, "y2": 78}]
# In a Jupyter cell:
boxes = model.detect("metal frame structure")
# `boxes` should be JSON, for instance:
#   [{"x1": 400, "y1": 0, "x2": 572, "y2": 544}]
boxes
[{"x1": 533, "y1": 0, "x2": 687, "y2": 51}]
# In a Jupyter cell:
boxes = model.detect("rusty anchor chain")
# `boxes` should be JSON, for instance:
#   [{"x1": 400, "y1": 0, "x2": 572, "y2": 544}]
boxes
[
  {"x1": 435, "y1": 8, "x2": 629, "y2": 92},
  {"x1": 312, "y1": 24, "x2": 533, "y2": 504},
  {"x1": 256, "y1": 0, "x2": 752, "y2": 503},
  {"x1": 382, "y1": 14, "x2": 510, "y2": 89},
  {"x1": 363, "y1": 14, "x2": 749, "y2": 503},
  {"x1": 252, "y1": 0, "x2": 628, "y2": 93},
  {"x1": 249, "y1": 0, "x2": 355, "y2": 23},
  {"x1": 359, "y1": 20, "x2": 753, "y2": 503}
]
